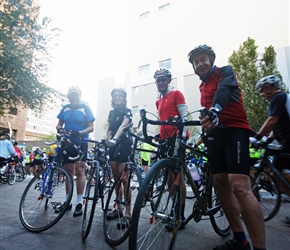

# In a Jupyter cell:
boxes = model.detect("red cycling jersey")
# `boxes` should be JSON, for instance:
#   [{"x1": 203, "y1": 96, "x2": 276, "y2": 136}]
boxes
[
  {"x1": 156, "y1": 90, "x2": 189, "y2": 140},
  {"x1": 199, "y1": 66, "x2": 251, "y2": 131}
]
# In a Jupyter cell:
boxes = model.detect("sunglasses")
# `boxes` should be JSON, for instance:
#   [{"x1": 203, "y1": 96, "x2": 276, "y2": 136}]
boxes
[
  {"x1": 156, "y1": 77, "x2": 169, "y2": 83},
  {"x1": 112, "y1": 94, "x2": 124, "y2": 98}
]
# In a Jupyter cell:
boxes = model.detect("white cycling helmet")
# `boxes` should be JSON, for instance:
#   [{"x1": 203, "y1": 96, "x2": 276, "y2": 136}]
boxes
[
  {"x1": 256, "y1": 75, "x2": 281, "y2": 90},
  {"x1": 68, "y1": 86, "x2": 82, "y2": 96}
]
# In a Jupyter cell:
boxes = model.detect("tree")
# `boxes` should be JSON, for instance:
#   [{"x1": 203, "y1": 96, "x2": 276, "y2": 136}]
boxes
[
  {"x1": 228, "y1": 37, "x2": 287, "y2": 132},
  {"x1": 0, "y1": 0, "x2": 60, "y2": 115}
]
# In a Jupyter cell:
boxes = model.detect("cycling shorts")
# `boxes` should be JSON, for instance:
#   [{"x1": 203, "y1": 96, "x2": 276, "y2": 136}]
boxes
[
  {"x1": 207, "y1": 127, "x2": 250, "y2": 175},
  {"x1": 109, "y1": 138, "x2": 132, "y2": 163}
]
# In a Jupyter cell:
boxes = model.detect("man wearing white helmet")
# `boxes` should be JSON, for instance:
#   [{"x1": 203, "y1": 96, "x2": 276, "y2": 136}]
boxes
[
  {"x1": 254, "y1": 75, "x2": 290, "y2": 224},
  {"x1": 56, "y1": 86, "x2": 95, "y2": 217}
]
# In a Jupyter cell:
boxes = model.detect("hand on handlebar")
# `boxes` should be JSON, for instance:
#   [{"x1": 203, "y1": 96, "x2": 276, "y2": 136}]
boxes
[
  {"x1": 108, "y1": 138, "x2": 117, "y2": 148},
  {"x1": 200, "y1": 108, "x2": 219, "y2": 126},
  {"x1": 68, "y1": 130, "x2": 83, "y2": 137},
  {"x1": 57, "y1": 127, "x2": 65, "y2": 134}
]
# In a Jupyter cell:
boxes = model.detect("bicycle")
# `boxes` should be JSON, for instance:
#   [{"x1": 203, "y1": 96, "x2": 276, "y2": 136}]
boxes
[
  {"x1": 0, "y1": 156, "x2": 16, "y2": 185},
  {"x1": 250, "y1": 139, "x2": 290, "y2": 221},
  {"x1": 15, "y1": 158, "x2": 27, "y2": 182},
  {"x1": 81, "y1": 138, "x2": 114, "y2": 240},
  {"x1": 103, "y1": 124, "x2": 146, "y2": 247},
  {"x1": 129, "y1": 109, "x2": 231, "y2": 250},
  {"x1": 19, "y1": 133, "x2": 75, "y2": 232}
]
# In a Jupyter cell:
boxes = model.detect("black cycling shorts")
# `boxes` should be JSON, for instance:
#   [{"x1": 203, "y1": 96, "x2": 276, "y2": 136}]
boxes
[
  {"x1": 109, "y1": 138, "x2": 132, "y2": 163},
  {"x1": 141, "y1": 159, "x2": 149, "y2": 166},
  {"x1": 207, "y1": 127, "x2": 250, "y2": 175}
]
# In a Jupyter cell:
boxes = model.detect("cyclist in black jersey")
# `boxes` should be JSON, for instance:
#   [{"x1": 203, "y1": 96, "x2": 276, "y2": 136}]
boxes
[
  {"x1": 105, "y1": 88, "x2": 133, "y2": 228},
  {"x1": 252, "y1": 74, "x2": 290, "y2": 224}
]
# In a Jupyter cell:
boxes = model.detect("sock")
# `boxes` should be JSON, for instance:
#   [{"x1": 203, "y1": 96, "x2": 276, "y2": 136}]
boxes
[
  {"x1": 181, "y1": 204, "x2": 185, "y2": 220},
  {"x1": 233, "y1": 231, "x2": 249, "y2": 246},
  {"x1": 76, "y1": 194, "x2": 83, "y2": 205}
]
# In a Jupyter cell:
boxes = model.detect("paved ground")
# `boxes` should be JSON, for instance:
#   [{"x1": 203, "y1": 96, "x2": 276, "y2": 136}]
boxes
[{"x1": 0, "y1": 176, "x2": 290, "y2": 250}]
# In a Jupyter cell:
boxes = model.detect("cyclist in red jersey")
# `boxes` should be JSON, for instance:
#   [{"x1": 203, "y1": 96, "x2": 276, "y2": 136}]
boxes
[
  {"x1": 154, "y1": 68, "x2": 189, "y2": 231},
  {"x1": 188, "y1": 45, "x2": 266, "y2": 250}
]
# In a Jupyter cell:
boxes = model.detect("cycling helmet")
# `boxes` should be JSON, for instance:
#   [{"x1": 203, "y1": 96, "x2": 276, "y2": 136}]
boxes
[
  {"x1": 256, "y1": 75, "x2": 281, "y2": 90},
  {"x1": 187, "y1": 44, "x2": 216, "y2": 64},
  {"x1": 111, "y1": 88, "x2": 127, "y2": 98},
  {"x1": 68, "y1": 86, "x2": 82, "y2": 96},
  {"x1": 154, "y1": 68, "x2": 172, "y2": 79}
]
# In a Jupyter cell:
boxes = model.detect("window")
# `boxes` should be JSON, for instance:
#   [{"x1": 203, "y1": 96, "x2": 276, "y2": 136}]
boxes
[
  {"x1": 139, "y1": 64, "x2": 150, "y2": 76},
  {"x1": 159, "y1": 59, "x2": 171, "y2": 69},
  {"x1": 8, "y1": 107, "x2": 18, "y2": 115},
  {"x1": 133, "y1": 86, "x2": 139, "y2": 95},
  {"x1": 132, "y1": 106, "x2": 139, "y2": 115},
  {"x1": 159, "y1": 3, "x2": 170, "y2": 13},
  {"x1": 139, "y1": 11, "x2": 150, "y2": 21}
]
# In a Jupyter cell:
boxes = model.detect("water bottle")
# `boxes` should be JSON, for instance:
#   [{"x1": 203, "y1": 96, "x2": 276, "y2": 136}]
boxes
[
  {"x1": 282, "y1": 169, "x2": 290, "y2": 183},
  {"x1": 187, "y1": 163, "x2": 203, "y2": 190}
]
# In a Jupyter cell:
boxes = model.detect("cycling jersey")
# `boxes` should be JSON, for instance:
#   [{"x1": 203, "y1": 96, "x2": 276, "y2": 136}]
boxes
[
  {"x1": 268, "y1": 91, "x2": 290, "y2": 142},
  {"x1": 199, "y1": 66, "x2": 251, "y2": 131},
  {"x1": 156, "y1": 90, "x2": 190, "y2": 140},
  {"x1": 57, "y1": 102, "x2": 95, "y2": 145}
]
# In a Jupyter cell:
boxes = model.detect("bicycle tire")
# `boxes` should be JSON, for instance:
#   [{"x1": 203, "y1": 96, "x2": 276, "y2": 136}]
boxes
[
  {"x1": 19, "y1": 165, "x2": 73, "y2": 232},
  {"x1": 16, "y1": 165, "x2": 27, "y2": 182},
  {"x1": 209, "y1": 178, "x2": 231, "y2": 237},
  {"x1": 129, "y1": 158, "x2": 182, "y2": 250},
  {"x1": 7, "y1": 169, "x2": 15, "y2": 185},
  {"x1": 82, "y1": 161, "x2": 100, "y2": 240},
  {"x1": 103, "y1": 163, "x2": 142, "y2": 247},
  {"x1": 252, "y1": 170, "x2": 281, "y2": 221}
]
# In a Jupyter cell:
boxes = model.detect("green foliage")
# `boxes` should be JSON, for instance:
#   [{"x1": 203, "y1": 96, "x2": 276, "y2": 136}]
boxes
[
  {"x1": 228, "y1": 37, "x2": 287, "y2": 132},
  {"x1": 39, "y1": 133, "x2": 56, "y2": 142},
  {"x1": 0, "y1": 0, "x2": 61, "y2": 114}
]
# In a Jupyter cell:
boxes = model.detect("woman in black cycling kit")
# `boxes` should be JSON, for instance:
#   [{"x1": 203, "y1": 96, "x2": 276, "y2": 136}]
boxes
[{"x1": 105, "y1": 88, "x2": 133, "y2": 227}]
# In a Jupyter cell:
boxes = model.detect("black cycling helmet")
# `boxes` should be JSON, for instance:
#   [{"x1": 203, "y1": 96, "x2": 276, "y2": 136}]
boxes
[
  {"x1": 187, "y1": 44, "x2": 216, "y2": 64},
  {"x1": 154, "y1": 68, "x2": 172, "y2": 79},
  {"x1": 111, "y1": 88, "x2": 127, "y2": 98},
  {"x1": 256, "y1": 75, "x2": 281, "y2": 90}
]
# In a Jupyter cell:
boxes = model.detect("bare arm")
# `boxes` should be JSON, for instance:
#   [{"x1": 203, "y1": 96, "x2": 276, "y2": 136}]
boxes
[
  {"x1": 257, "y1": 115, "x2": 279, "y2": 137},
  {"x1": 56, "y1": 120, "x2": 64, "y2": 131},
  {"x1": 112, "y1": 117, "x2": 131, "y2": 140}
]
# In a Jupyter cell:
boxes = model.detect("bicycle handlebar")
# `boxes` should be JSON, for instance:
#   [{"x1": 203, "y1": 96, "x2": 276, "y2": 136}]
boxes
[{"x1": 139, "y1": 109, "x2": 201, "y2": 146}]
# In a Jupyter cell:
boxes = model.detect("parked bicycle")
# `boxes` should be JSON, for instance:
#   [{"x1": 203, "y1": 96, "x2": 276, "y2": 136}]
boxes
[
  {"x1": 19, "y1": 133, "x2": 76, "y2": 232},
  {"x1": 103, "y1": 124, "x2": 150, "y2": 247},
  {"x1": 129, "y1": 109, "x2": 230, "y2": 250},
  {"x1": 250, "y1": 139, "x2": 290, "y2": 221},
  {"x1": 15, "y1": 158, "x2": 27, "y2": 182},
  {"x1": 81, "y1": 138, "x2": 114, "y2": 240},
  {"x1": 0, "y1": 156, "x2": 17, "y2": 185}
]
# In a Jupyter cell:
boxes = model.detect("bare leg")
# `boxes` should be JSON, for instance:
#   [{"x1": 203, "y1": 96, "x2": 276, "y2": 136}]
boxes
[
  {"x1": 214, "y1": 173, "x2": 266, "y2": 248},
  {"x1": 75, "y1": 161, "x2": 86, "y2": 199}
]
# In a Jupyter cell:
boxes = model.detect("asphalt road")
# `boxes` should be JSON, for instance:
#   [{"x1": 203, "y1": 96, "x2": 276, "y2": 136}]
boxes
[{"x1": 0, "y1": 176, "x2": 289, "y2": 250}]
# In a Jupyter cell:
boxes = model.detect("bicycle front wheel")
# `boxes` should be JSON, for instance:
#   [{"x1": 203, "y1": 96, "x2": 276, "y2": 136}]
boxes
[
  {"x1": 252, "y1": 170, "x2": 281, "y2": 221},
  {"x1": 19, "y1": 165, "x2": 73, "y2": 232},
  {"x1": 82, "y1": 162, "x2": 100, "y2": 240},
  {"x1": 103, "y1": 163, "x2": 142, "y2": 247},
  {"x1": 129, "y1": 158, "x2": 182, "y2": 250}
]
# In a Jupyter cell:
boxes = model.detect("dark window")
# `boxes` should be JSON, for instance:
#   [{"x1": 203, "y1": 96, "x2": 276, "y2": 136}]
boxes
[{"x1": 9, "y1": 107, "x2": 18, "y2": 115}]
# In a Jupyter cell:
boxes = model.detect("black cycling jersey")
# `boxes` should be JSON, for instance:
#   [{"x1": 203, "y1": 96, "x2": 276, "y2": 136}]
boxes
[{"x1": 269, "y1": 91, "x2": 290, "y2": 142}]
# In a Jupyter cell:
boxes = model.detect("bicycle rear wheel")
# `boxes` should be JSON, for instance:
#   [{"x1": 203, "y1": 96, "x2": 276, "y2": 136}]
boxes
[
  {"x1": 7, "y1": 168, "x2": 15, "y2": 185},
  {"x1": 16, "y1": 165, "x2": 27, "y2": 182},
  {"x1": 19, "y1": 165, "x2": 73, "y2": 232},
  {"x1": 129, "y1": 158, "x2": 182, "y2": 250},
  {"x1": 82, "y1": 162, "x2": 100, "y2": 240},
  {"x1": 252, "y1": 170, "x2": 281, "y2": 221},
  {"x1": 103, "y1": 163, "x2": 142, "y2": 247},
  {"x1": 209, "y1": 178, "x2": 231, "y2": 237}
]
